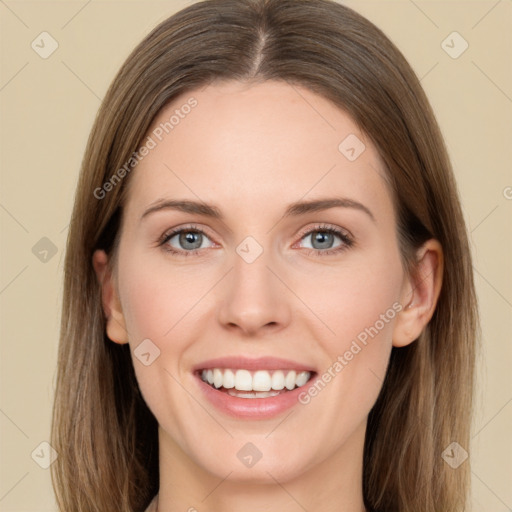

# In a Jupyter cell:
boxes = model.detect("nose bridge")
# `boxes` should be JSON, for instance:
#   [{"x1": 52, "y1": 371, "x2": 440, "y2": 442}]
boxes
[{"x1": 217, "y1": 236, "x2": 290, "y2": 334}]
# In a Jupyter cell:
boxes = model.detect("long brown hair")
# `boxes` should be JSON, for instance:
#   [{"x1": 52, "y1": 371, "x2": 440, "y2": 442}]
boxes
[{"x1": 51, "y1": 1, "x2": 479, "y2": 510}]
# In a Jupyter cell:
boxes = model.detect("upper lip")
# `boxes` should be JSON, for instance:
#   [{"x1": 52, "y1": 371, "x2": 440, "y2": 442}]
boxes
[{"x1": 192, "y1": 356, "x2": 316, "y2": 373}]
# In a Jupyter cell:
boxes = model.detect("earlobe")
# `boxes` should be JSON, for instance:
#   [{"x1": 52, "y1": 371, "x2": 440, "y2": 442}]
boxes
[
  {"x1": 392, "y1": 239, "x2": 444, "y2": 348},
  {"x1": 92, "y1": 249, "x2": 129, "y2": 344}
]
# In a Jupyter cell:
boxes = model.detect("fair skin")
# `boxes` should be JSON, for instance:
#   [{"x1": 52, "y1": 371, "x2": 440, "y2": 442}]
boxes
[{"x1": 93, "y1": 80, "x2": 443, "y2": 512}]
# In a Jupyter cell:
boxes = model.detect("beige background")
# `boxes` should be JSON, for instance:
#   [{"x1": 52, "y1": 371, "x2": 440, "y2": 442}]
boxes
[{"x1": 0, "y1": 1, "x2": 511, "y2": 510}]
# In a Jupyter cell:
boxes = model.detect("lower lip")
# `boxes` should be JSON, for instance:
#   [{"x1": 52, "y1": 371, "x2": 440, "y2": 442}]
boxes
[{"x1": 194, "y1": 372, "x2": 315, "y2": 419}]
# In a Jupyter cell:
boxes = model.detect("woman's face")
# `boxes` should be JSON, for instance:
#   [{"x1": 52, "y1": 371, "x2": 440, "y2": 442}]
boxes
[{"x1": 96, "y1": 80, "x2": 425, "y2": 484}]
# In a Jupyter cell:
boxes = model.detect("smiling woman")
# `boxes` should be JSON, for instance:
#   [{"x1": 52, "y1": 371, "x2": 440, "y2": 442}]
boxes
[{"x1": 50, "y1": 1, "x2": 478, "y2": 512}]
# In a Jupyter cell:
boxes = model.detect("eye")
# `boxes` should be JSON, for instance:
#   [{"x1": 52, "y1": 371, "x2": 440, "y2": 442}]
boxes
[
  {"x1": 296, "y1": 224, "x2": 353, "y2": 256},
  {"x1": 158, "y1": 223, "x2": 354, "y2": 257},
  {"x1": 159, "y1": 225, "x2": 215, "y2": 256}
]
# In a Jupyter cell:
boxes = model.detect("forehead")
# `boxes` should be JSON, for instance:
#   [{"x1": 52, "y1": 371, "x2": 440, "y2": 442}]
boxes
[{"x1": 124, "y1": 80, "x2": 392, "y2": 221}]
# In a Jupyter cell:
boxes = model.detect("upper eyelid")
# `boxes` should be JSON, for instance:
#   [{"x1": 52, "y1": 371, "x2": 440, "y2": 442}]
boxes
[
  {"x1": 295, "y1": 223, "x2": 352, "y2": 240},
  {"x1": 161, "y1": 224, "x2": 216, "y2": 242},
  {"x1": 161, "y1": 223, "x2": 352, "y2": 247}
]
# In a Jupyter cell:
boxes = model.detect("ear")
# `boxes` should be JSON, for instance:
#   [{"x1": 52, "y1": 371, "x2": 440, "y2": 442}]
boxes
[
  {"x1": 92, "y1": 249, "x2": 129, "y2": 344},
  {"x1": 392, "y1": 239, "x2": 444, "y2": 348}
]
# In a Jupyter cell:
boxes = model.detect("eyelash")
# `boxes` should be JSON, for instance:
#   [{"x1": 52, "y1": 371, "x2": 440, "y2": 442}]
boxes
[{"x1": 158, "y1": 223, "x2": 354, "y2": 257}]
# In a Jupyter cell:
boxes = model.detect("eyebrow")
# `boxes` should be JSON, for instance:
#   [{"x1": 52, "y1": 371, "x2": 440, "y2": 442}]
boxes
[{"x1": 140, "y1": 197, "x2": 375, "y2": 223}]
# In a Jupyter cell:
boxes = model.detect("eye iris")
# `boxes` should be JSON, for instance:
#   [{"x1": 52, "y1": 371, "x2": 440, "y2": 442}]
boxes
[
  {"x1": 180, "y1": 231, "x2": 202, "y2": 250},
  {"x1": 312, "y1": 231, "x2": 334, "y2": 249},
  {"x1": 172, "y1": 230, "x2": 339, "y2": 251}
]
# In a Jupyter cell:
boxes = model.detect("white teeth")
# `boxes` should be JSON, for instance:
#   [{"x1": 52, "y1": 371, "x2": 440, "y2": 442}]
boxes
[
  {"x1": 227, "y1": 389, "x2": 281, "y2": 398},
  {"x1": 199, "y1": 368, "x2": 312, "y2": 392},
  {"x1": 223, "y1": 369, "x2": 235, "y2": 389},
  {"x1": 285, "y1": 370, "x2": 296, "y2": 390},
  {"x1": 235, "y1": 369, "x2": 253, "y2": 391},
  {"x1": 213, "y1": 368, "x2": 223, "y2": 389},
  {"x1": 295, "y1": 370, "x2": 309, "y2": 387},
  {"x1": 252, "y1": 370, "x2": 271, "y2": 391},
  {"x1": 271, "y1": 370, "x2": 285, "y2": 390}
]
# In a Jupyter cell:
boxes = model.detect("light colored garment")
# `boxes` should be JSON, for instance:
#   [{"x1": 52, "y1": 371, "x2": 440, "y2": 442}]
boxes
[{"x1": 145, "y1": 494, "x2": 158, "y2": 512}]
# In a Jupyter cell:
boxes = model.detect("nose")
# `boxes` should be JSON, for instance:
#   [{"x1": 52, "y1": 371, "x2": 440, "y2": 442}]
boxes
[{"x1": 217, "y1": 248, "x2": 292, "y2": 337}]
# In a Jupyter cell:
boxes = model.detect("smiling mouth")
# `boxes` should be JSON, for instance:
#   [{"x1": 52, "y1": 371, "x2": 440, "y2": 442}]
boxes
[{"x1": 196, "y1": 368, "x2": 316, "y2": 398}]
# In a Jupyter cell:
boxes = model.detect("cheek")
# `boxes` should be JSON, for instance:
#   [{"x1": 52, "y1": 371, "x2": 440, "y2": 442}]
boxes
[
  {"x1": 117, "y1": 233, "x2": 404, "y2": 363},
  {"x1": 115, "y1": 256, "x2": 208, "y2": 441},
  {"x1": 297, "y1": 255, "x2": 403, "y2": 349},
  {"x1": 294, "y1": 251, "x2": 403, "y2": 409},
  {"x1": 117, "y1": 252, "x2": 212, "y2": 341}
]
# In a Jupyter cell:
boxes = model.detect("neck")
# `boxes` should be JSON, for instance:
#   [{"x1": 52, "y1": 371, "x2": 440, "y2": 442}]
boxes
[{"x1": 155, "y1": 421, "x2": 367, "y2": 512}]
